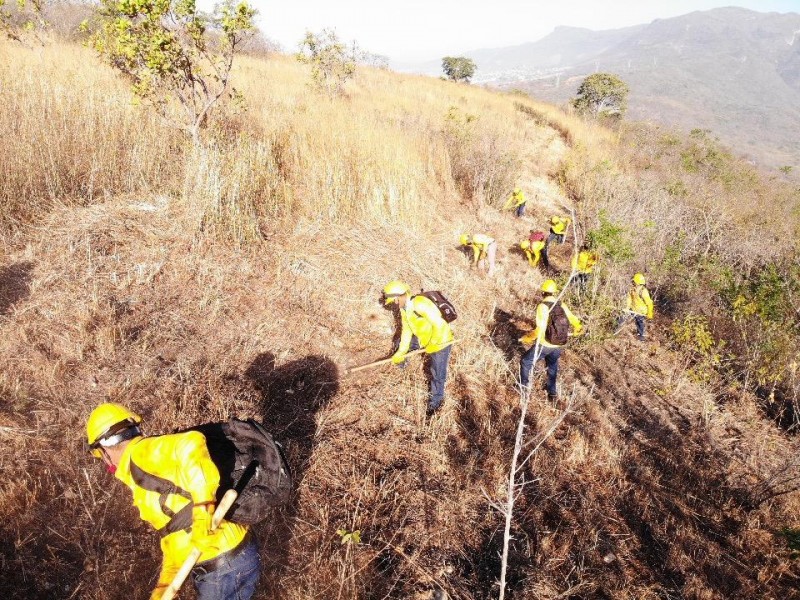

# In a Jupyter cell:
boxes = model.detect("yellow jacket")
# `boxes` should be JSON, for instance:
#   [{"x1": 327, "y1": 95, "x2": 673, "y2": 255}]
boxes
[
  {"x1": 393, "y1": 295, "x2": 454, "y2": 358},
  {"x1": 571, "y1": 250, "x2": 599, "y2": 274},
  {"x1": 468, "y1": 234, "x2": 495, "y2": 263},
  {"x1": 521, "y1": 239, "x2": 546, "y2": 266},
  {"x1": 504, "y1": 190, "x2": 526, "y2": 209},
  {"x1": 550, "y1": 217, "x2": 571, "y2": 236},
  {"x1": 520, "y1": 295, "x2": 582, "y2": 348},
  {"x1": 115, "y1": 433, "x2": 248, "y2": 597},
  {"x1": 627, "y1": 285, "x2": 654, "y2": 319}
]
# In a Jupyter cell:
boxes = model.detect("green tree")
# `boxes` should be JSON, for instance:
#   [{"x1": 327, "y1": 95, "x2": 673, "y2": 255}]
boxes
[
  {"x1": 90, "y1": 0, "x2": 256, "y2": 141},
  {"x1": 572, "y1": 72, "x2": 629, "y2": 118},
  {"x1": 296, "y1": 28, "x2": 356, "y2": 96},
  {"x1": 442, "y1": 56, "x2": 476, "y2": 83}
]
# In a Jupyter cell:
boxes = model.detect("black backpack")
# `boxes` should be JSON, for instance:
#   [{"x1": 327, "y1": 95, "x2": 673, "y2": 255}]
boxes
[
  {"x1": 544, "y1": 301, "x2": 570, "y2": 345},
  {"x1": 194, "y1": 419, "x2": 292, "y2": 524},
  {"x1": 128, "y1": 419, "x2": 292, "y2": 536},
  {"x1": 414, "y1": 291, "x2": 457, "y2": 322}
]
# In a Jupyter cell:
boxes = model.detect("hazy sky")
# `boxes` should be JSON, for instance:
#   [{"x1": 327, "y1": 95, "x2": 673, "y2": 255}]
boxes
[{"x1": 245, "y1": 0, "x2": 800, "y2": 62}]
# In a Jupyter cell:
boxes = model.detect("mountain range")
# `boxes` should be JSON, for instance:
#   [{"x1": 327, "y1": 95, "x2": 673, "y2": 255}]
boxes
[{"x1": 400, "y1": 8, "x2": 800, "y2": 170}]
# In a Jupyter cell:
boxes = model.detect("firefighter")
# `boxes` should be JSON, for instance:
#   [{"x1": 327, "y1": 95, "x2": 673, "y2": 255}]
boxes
[
  {"x1": 504, "y1": 187, "x2": 527, "y2": 217},
  {"x1": 616, "y1": 272, "x2": 654, "y2": 340},
  {"x1": 85, "y1": 403, "x2": 260, "y2": 600},
  {"x1": 519, "y1": 279, "x2": 582, "y2": 400},
  {"x1": 460, "y1": 233, "x2": 497, "y2": 276},
  {"x1": 383, "y1": 281, "x2": 454, "y2": 416}
]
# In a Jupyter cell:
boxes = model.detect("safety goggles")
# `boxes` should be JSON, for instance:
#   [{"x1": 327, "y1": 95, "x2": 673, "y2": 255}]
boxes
[
  {"x1": 86, "y1": 424, "x2": 141, "y2": 458},
  {"x1": 383, "y1": 293, "x2": 403, "y2": 305}
]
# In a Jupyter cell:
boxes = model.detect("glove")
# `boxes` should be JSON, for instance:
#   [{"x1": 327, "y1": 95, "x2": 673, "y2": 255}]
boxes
[
  {"x1": 391, "y1": 353, "x2": 406, "y2": 365},
  {"x1": 518, "y1": 331, "x2": 536, "y2": 346},
  {"x1": 190, "y1": 503, "x2": 218, "y2": 554}
]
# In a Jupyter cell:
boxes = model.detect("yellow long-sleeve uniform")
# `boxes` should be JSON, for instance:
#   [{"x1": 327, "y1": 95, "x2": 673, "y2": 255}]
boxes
[
  {"x1": 504, "y1": 189, "x2": 526, "y2": 209},
  {"x1": 627, "y1": 285, "x2": 654, "y2": 319},
  {"x1": 468, "y1": 233, "x2": 495, "y2": 264},
  {"x1": 115, "y1": 433, "x2": 248, "y2": 598},
  {"x1": 521, "y1": 239, "x2": 546, "y2": 267},
  {"x1": 571, "y1": 250, "x2": 599, "y2": 274},
  {"x1": 520, "y1": 295, "x2": 583, "y2": 348},
  {"x1": 550, "y1": 217, "x2": 571, "y2": 236},
  {"x1": 392, "y1": 295, "x2": 454, "y2": 360}
]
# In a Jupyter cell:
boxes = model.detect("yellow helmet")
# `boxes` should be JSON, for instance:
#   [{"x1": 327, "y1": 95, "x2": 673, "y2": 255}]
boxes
[
  {"x1": 541, "y1": 279, "x2": 558, "y2": 294},
  {"x1": 632, "y1": 273, "x2": 646, "y2": 285},
  {"x1": 550, "y1": 216, "x2": 560, "y2": 225},
  {"x1": 520, "y1": 240, "x2": 530, "y2": 250},
  {"x1": 383, "y1": 280, "x2": 410, "y2": 304},
  {"x1": 86, "y1": 403, "x2": 142, "y2": 458},
  {"x1": 460, "y1": 233, "x2": 470, "y2": 246}
]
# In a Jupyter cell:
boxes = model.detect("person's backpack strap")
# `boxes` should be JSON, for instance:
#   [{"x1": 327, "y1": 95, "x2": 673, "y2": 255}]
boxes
[
  {"x1": 129, "y1": 461, "x2": 194, "y2": 537},
  {"x1": 412, "y1": 292, "x2": 457, "y2": 323},
  {"x1": 411, "y1": 294, "x2": 437, "y2": 321}
]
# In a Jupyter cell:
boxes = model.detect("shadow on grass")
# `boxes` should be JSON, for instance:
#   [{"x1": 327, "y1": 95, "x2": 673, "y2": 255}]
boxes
[
  {"x1": 244, "y1": 352, "x2": 340, "y2": 595},
  {"x1": 489, "y1": 306, "x2": 526, "y2": 362},
  {"x1": 0, "y1": 261, "x2": 33, "y2": 316},
  {"x1": 524, "y1": 386, "x2": 759, "y2": 598}
]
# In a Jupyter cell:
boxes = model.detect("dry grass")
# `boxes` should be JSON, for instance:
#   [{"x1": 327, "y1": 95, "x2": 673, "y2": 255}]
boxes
[
  {"x1": 0, "y1": 41, "x2": 181, "y2": 227},
  {"x1": 1, "y1": 37, "x2": 799, "y2": 600}
]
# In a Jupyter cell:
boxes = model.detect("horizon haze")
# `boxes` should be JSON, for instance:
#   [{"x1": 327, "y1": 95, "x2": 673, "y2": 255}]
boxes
[{"x1": 248, "y1": 0, "x2": 800, "y2": 62}]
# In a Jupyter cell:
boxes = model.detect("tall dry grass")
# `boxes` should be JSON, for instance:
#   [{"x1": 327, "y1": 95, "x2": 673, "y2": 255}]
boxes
[
  {"x1": 0, "y1": 41, "x2": 181, "y2": 227},
  {"x1": 1, "y1": 39, "x2": 560, "y2": 241}
]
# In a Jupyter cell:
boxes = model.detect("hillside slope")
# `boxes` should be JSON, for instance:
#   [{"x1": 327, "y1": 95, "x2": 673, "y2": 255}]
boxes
[
  {"x1": 1, "y1": 40, "x2": 799, "y2": 600},
  {"x1": 468, "y1": 8, "x2": 800, "y2": 170}
]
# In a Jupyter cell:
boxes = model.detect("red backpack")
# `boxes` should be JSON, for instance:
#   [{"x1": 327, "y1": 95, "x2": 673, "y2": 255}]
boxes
[{"x1": 529, "y1": 231, "x2": 546, "y2": 243}]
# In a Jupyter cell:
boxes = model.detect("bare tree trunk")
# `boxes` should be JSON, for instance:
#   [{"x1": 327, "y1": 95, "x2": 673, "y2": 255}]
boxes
[
  {"x1": 497, "y1": 210, "x2": 581, "y2": 600},
  {"x1": 498, "y1": 389, "x2": 530, "y2": 600}
]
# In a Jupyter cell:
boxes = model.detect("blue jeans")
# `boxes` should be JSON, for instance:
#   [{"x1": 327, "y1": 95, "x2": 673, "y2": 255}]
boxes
[
  {"x1": 574, "y1": 272, "x2": 589, "y2": 293},
  {"x1": 520, "y1": 344, "x2": 562, "y2": 397},
  {"x1": 635, "y1": 315, "x2": 645, "y2": 339},
  {"x1": 515, "y1": 203, "x2": 526, "y2": 217},
  {"x1": 428, "y1": 344, "x2": 452, "y2": 411},
  {"x1": 193, "y1": 535, "x2": 261, "y2": 600},
  {"x1": 616, "y1": 314, "x2": 646, "y2": 339}
]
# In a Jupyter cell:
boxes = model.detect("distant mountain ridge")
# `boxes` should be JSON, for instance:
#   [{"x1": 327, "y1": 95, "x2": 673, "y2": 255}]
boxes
[{"x1": 403, "y1": 8, "x2": 800, "y2": 169}]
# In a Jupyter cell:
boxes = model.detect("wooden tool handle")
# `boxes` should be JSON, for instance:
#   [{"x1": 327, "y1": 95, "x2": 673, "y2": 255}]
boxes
[
  {"x1": 161, "y1": 489, "x2": 238, "y2": 600},
  {"x1": 346, "y1": 339, "x2": 460, "y2": 375}
]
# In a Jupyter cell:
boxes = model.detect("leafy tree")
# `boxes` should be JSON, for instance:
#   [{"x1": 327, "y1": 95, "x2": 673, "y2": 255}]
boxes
[
  {"x1": 90, "y1": 0, "x2": 256, "y2": 141},
  {"x1": 441, "y1": 56, "x2": 476, "y2": 83},
  {"x1": 296, "y1": 28, "x2": 356, "y2": 96},
  {"x1": 572, "y1": 72, "x2": 629, "y2": 118}
]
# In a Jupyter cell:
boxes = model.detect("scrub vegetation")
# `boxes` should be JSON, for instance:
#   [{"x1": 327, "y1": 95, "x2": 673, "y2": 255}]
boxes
[{"x1": 1, "y1": 31, "x2": 799, "y2": 600}]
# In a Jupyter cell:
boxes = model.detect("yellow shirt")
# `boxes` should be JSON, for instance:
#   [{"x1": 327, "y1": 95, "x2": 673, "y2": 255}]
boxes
[
  {"x1": 116, "y1": 433, "x2": 248, "y2": 592},
  {"x1": 528, "y1": 240, "x2": 546, "y2": 254},
  {"x1": 468, "y1": 234, "x2": 495, "y2": 262},
  {"x1": 571, "y1": 250, "x2": 599, "y2": 274},
  {"x1": 550, "y1": 217, "x2": 571, "y2": 235},
  {"x1": 520, "y1": 295, "x2": 583, "y2": 348},
  {"x1": 627, "y1": 285, "x2": 654, "y2": 318},
  {"x1": 393, "y1": 295, "x2": 454, "y2": 358},
  {"x1": 508, "y1": 190, "x2": 526, "y2": 208}
]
